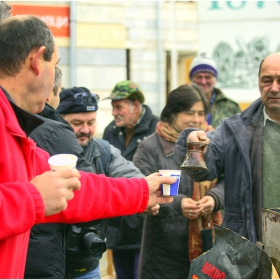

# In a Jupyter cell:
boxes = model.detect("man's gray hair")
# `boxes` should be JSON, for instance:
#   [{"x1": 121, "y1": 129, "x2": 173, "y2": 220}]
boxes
[
  {"x1": 54, "y1": 67, "x2": 62, "y2": 96},
  {"x1": 0, "y1": 2, "x2": 11, "y2": 21}
]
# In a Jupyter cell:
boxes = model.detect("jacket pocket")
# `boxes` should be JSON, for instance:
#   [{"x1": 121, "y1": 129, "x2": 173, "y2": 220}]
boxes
[{"x1": 222, "y1": 208, "x2": 242, "y2": 235}]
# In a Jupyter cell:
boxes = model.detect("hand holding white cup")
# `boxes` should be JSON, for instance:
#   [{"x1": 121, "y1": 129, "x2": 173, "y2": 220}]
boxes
[
  {"x1": 48, "y1": 154, "x2": 78, "y2": 191},
  {"x1": 48, "y1": 154, "x2": 78, "y2": 171}
]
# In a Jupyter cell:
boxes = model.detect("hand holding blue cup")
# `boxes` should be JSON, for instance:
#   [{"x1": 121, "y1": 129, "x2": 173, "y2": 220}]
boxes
[{"x1": 159, "y1": 169, "x2": 181, "y2": 196}]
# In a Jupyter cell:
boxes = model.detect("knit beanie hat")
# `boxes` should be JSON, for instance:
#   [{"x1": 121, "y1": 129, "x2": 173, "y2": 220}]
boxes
[
  {"x1": 189, "y1": 53, "x2": 218, "y2": 79},
  {"x1": 57, "y1": 87, "x2": 99, "y2": 114}
]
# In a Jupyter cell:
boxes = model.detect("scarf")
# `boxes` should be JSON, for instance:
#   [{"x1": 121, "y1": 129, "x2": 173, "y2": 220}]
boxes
[
  {"x1": 156, "y1": 121, "x2": 214, "y2": 143},
  {"x1": 188, "y1": 179, "x2": 223, "y2": 261},
  {"x1": 156, "y1": 122, "x2": 180, "y2": 143}
]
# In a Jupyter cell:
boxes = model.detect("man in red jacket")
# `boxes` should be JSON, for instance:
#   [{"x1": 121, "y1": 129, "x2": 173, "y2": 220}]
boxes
[{"x1": 0, "y1": 15, "x2": 174, "y2": 278}]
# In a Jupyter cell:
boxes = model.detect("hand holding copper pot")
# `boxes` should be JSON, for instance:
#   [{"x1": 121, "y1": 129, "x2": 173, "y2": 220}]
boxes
[
  {"x1": 187, "y1": 130, "x2": 209, "y2": 145},
  {"x1": 180, "y1": 131, "x2": 210, "y2": 170}
]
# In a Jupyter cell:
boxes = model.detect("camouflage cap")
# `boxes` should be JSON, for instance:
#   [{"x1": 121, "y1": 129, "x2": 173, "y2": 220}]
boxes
[{"x1": 103, "y1": 80, "x2": 145, "y2": 103}]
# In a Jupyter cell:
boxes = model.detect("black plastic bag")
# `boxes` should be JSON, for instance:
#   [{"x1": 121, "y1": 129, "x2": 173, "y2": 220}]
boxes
[
  {"x1": 201, "y1": 228, "x2": 213, "y2": 253},
  {"x1": 188, "y1": 224, "x2": 272, "y2": 279}
]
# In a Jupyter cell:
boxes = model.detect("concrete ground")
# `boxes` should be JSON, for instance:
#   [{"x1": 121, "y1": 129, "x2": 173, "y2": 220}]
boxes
[{"x1": 100, "y1": 250, "x2": 116, "y2": 279}]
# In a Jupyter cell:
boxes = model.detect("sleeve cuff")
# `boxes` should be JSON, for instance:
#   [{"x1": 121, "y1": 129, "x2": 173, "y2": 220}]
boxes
[
  {"x1": 205, "y1": 193, "x2": 219, "y2": 212},
  {"x1": 137, "y1": 178, "x2": 149, "y2": 213}
]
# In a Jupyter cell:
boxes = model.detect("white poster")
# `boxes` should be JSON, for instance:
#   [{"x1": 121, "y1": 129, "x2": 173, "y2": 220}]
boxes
[{"x1": 197, "y1": 1, "x2": 280, "y2": 103}]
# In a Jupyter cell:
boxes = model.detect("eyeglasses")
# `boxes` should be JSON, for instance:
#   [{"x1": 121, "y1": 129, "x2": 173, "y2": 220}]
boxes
[{"x1": 73, "y1": 92, "x2": 100, "y2": 104}]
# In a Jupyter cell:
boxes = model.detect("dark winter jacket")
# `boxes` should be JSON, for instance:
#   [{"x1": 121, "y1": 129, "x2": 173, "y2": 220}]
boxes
[
  {"x1": 65, "y1": 138, "x2": 143, "y2": 278},
  {"x1": 133, "y1": 133, "x2": 224, "y2": 279},
  {"x1": 83, "y1": 137, "x2": 144, "y2": 179},
  {"x1": 103, "y1": 105, "x2": 159, "y2": 250},
  {"x1": 31, "y1": 115, "x2": 93, "y2": 173},
  {"x1": 25, "y1": 105, "x2": 94, "y2": 279},
  {"x1": 174, "y1": 98, "x2": 264, "y2": 243},
  {"x1": 103, "y1": 105, "x2": 159, "y2": 161}
]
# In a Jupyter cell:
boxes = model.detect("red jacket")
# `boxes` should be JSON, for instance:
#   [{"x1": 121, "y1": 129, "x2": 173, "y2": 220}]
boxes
[{"x1": 0, "y1": 88, "x2": 149, "y2": 278}]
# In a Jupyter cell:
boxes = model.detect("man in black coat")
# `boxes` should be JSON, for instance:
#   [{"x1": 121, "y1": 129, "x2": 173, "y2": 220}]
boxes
[
  {"x1": 57, "y1": 86, "x2": 144, "y2": 279},
  {"x1": 25, "y1": 67, "x2": 95, "y2": 279}
]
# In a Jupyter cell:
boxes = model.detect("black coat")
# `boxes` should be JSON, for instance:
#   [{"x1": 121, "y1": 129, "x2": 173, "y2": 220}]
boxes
[{"x1": 65, "y1": 137, "x2": 143, "y2": 278}]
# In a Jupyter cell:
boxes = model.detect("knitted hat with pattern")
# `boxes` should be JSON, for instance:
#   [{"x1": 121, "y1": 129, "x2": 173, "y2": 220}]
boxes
[{"x1": 189, "y1": 53, "x2": 218, "y2": 79}]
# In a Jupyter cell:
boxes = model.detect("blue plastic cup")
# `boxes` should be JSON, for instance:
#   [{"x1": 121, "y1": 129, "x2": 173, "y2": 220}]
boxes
[{"x1": 159, "y1": 169, "x2": 181, "y2": 196}]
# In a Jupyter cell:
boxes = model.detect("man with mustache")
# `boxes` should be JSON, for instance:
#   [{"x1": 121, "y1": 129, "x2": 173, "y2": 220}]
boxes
[
  {"x1": 57, "y1": 86, "x2": 145, "y2": 279},
  {"x1": 25, "y1": 68, "x2": 99, "y2": 279},
  {"x1": 174, "y1": 52, "x2": 280, "y2": 244},
  {"x1": 102, "y1": 81, "x2": 159, "y2": 279}
]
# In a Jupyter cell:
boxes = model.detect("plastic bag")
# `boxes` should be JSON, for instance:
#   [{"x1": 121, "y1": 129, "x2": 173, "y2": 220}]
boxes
[
  {"x1": 200, "y1": 228, "x2": 213, "y2": 253},
  {"x1": 188, "y1": 224, "x2": 272, "y2": 279}
]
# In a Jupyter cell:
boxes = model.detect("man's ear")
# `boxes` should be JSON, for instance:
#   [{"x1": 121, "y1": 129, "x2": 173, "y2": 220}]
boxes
[
  {"x1": 30, "y1": 46, "x2": 46, "y2": 75},
  {"x1": 133, "y1": 100, "x2": 141, "y2": 110}
]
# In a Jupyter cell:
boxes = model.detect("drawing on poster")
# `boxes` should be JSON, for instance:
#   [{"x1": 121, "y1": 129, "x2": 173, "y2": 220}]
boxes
[{"x1": 212, "y1": 36, "x2": 271, "y2": 88}]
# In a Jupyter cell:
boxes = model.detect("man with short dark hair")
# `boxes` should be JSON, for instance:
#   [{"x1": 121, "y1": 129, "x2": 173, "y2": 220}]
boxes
[
  {"x1": 25, "y1": 68, "x2": 95, "y2": 279},
  {"x1": 103, "y1": 80, "x2": 160, "y2": 279}
]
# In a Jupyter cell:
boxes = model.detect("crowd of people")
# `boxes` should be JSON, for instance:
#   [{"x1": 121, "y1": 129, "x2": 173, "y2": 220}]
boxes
[
  {"x1": 0, "y1": 7, "x2": 173, "y2": 279},
  {"x1": 0, "y1": 1, "x2": 279, "y2": 279}
]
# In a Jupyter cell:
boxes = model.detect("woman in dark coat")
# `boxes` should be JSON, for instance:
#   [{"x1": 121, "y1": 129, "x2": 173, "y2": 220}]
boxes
[{"x1": 133, "y1": 84, "x2": 224, "y2": 279}]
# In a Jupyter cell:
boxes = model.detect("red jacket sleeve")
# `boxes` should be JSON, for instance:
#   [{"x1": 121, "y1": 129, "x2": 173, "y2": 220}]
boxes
[{"x1": 42, "y1": 172, "x2": 149, "y2": 224}]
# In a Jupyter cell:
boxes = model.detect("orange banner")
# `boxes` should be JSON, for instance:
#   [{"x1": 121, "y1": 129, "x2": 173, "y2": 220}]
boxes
[{"x1": 11, "y1": 4, "x2": 70, "y2": 37}]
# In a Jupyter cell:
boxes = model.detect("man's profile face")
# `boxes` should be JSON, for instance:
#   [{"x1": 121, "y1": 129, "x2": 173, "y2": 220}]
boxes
[
  {"x1": 192, "y1": 72, "x2": 216, "y2": 99},
  {"x1": 111, "y1": 99, "x2": 137, "y2": 128},
  {"x1": 48, "y1": 85, "x2": 61, "y2": 109},
  {"x1": 26, "y1": 43, "x2": 59, "y2": 114},
  {"x1": 63, "y1": 111, "x2": 97, "y2": 147},
  {"x1": 259, "y1": 54, "x2": 280, "y2": 116}
]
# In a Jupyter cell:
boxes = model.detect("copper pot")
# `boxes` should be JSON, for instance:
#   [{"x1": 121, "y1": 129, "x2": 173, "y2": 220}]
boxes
[{"x1": 180, "y1": 141, "x2": 208, "y2": 170}]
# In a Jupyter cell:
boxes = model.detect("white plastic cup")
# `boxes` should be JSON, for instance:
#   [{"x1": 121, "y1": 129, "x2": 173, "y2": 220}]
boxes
[
  {"x1": 48, "y1": 154, "x2": 78, "y2": 171},
  {"x1": 159, "y1": 169, "x2": 181, "y2": 196}
]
